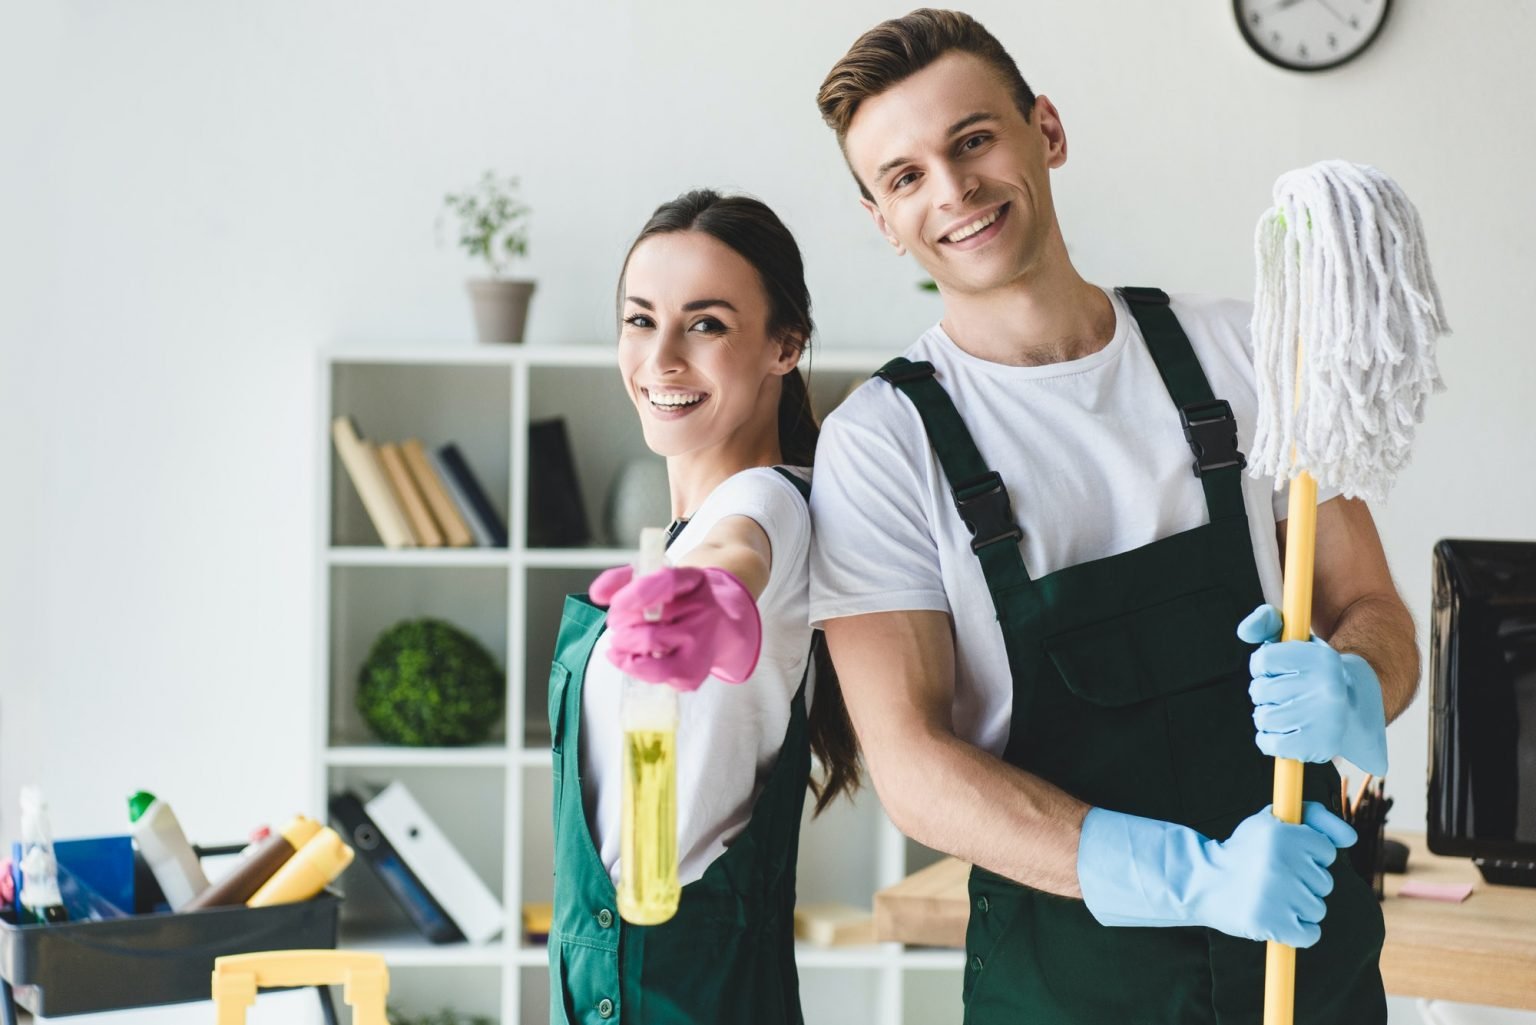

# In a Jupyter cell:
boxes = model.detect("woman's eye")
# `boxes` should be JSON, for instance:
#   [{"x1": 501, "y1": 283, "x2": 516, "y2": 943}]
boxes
[
  {"x1": 623, "y1": 314, "x2": 654, "y2": 328},
  {"x1": 689, "y1": 317, "x2": 726, "y2": 334}
]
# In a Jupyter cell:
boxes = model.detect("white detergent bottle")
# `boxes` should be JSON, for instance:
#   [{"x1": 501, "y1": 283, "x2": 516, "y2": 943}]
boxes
[{"x1": 128, "y1": 790, "x2": 209, "y2": 910}]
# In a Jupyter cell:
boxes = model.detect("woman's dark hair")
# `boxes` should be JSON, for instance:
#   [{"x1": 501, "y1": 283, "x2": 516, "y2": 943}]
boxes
[{"x1": 618, "y1": 189, "x2": 860, "y2": 814}]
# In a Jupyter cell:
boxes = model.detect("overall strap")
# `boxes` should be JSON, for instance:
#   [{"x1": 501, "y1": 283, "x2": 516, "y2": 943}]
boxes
[
  {"x1": 874, "y1": 357, "x2": 1035, "y2": 613},
  {"x1": 1116, "y1": 287, "x2": 1248, "y2": 522},
  {"x1": 770, "y1": 465, "x2": 811, "y2": 501}
]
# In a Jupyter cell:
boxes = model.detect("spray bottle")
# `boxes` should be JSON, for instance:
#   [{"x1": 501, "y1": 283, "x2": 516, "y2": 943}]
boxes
[
  {"x1": 18, "y1": 786, "x2": 67, "y2": 924},
  {"x1": 617, "y1": 527, "x2": 681, "y2": 925}
]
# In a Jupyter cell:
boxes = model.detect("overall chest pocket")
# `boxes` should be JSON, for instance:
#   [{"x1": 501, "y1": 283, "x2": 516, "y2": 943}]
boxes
[
  {"x1": 1043, "y1": 586, "x2": 1252, "y2": 707},
  {"x1": 548, "y1": 662, "x2": 572, "y2": 755}
]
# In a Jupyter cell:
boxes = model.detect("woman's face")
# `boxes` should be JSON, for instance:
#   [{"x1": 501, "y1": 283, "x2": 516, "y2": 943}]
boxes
[{"x1": 618, "y1": 231, "x2": 800, "y2": 460}]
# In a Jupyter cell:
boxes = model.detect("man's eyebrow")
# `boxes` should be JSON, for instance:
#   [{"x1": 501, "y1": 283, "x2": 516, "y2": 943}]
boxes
[
  {"x1": 946, "y1": 111, "x2": 996, "y2": 138},
  {"x1": 872, "y1": 112, "x2": 999, "y2": 184}
]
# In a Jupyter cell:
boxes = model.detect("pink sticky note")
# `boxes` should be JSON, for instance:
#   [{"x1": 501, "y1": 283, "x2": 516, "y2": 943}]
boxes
[{"x1": 1399, "y1": 880, "x2": 1474, "y2": 903}]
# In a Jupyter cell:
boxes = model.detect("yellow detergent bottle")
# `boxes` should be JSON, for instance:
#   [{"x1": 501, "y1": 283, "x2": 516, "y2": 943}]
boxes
[{"x1": 617, "y1": 527, "x2": 681, "y2": 925}]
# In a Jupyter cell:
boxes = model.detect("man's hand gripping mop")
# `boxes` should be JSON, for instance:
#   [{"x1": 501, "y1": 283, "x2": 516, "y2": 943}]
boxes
[{"x1": 1250, "y1": 161, "x2": 1448, "y2": 1025}]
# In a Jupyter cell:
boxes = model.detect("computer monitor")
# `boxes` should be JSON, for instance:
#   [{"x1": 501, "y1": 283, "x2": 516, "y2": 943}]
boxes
[{"x1": 1427, "y1": 538, "x2": 1536, "y2": 886}]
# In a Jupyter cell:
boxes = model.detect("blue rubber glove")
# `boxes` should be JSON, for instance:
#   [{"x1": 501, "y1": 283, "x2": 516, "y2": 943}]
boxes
[
  {"x1": 1237, "y1": 604, "x2": 1389, "y2": 777},
  {"x1": 1078, "y1": 803, "x2": 1357, "y2": 948}
]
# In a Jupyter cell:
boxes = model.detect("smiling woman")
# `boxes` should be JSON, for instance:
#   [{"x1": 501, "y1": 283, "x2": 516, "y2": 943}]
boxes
[{"x1": 545, "y1": 190, "x2": 859, "y2": 1024}]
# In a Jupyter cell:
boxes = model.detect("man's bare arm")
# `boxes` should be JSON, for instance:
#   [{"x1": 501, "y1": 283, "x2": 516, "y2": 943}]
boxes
[
  {"x1": 824, "y1": 608, "x2": 1089, "y2": 897},
  {"x1": 1279, "y1": 495, "x2": 1420, "y2": 722}
]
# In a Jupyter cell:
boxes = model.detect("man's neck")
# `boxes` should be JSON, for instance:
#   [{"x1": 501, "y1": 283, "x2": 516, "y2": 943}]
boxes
[{"x1": 938, "y1": 264, "x2": 1115, "y2": 368}]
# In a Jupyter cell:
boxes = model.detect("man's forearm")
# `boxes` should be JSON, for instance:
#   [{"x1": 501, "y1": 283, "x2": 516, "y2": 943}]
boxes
[
  {"x1": 1326, "y1": 593, "x2": 1420, "y2": 722},
  {"x1": 871, "y1": 725, "x2": 1089, "y2": 898}
]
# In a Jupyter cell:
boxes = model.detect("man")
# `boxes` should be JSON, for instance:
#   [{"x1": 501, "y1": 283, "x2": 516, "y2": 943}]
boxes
[{"x1": 808, "y1": 10, "x2": 1418, "y2": 1023}]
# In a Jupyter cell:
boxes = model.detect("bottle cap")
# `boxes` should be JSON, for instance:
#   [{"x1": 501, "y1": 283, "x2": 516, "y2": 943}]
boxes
[
  {"x1": 127, "y1": 791, "x2": 158, "y2": 823},
  {"x1": 278, "y1": 815, "x2": 322, "y2": 850}
]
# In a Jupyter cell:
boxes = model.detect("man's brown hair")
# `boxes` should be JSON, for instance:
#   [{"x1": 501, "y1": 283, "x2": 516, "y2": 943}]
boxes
[{"x1": 816, "y1": 9, "x2": 1036, "y2": 200}]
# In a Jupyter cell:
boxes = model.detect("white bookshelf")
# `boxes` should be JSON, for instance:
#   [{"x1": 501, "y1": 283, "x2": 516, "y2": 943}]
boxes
[{"x1": 313, "y1": 344, "x2": 966, "y2": 1024}]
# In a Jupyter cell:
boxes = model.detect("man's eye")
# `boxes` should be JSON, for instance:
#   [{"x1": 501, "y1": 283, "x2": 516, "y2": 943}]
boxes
[
  {"x1": 894, "y1": 171, "x2": 919, "y2": 189},
  {"x1": 962, "y1": 133, "x2": 991, "y2": 151},
  {"x1": 623, "y1": 314, "x2": 654, "y2": 328}
]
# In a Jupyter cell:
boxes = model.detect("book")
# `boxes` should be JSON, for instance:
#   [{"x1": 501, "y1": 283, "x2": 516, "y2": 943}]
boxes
[
  {"x1": 793, "y1": 902, "x2": 876, "y2": 947},
  {"x1": 428, "y1": 448, "x2": 492, "y2": 547},
  {"x1": 328, "y1": 791, "x2": 465, "y2": 944},
  {"x1": 526, "y1": 418, "x2": 591, "y2": 548},
  {"x1": 378, "y1": 442, "x2": 443, "y2": 548},
  {"x1": 402, "y1": 438, "x2": 474, "y2": 548},
  {"x1": 434, "y1": 443, "x2": 508, "y2": 548},
  {"x1": 330, "y1": 417, "x2": 415, "y2": 549},
  {"x1": 365, "y1": 782, "x2": 503, "y2": 945}
]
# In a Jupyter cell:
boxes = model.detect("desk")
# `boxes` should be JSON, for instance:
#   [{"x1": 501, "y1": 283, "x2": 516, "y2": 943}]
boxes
[{"x1": 873, "y1": 834, "x2": 1536, "y2": 1011}]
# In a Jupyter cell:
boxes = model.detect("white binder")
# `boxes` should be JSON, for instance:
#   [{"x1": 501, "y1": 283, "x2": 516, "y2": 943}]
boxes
[{"x1": 365, "y1": 782, "x2": 504, "y2": 944}]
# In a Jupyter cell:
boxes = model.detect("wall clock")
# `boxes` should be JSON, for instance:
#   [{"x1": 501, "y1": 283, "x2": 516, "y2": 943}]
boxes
[{"x1": 1234, "y1": 0, "x2": 1392, "y2": 72}]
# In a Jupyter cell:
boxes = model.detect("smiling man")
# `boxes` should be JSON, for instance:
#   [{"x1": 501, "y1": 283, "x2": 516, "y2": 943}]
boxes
[{"x1": 807, "y1": 9, "x2": 1418, "y2": 1023}]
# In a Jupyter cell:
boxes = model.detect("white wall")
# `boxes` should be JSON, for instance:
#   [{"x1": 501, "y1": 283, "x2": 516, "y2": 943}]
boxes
[{"x1": 2, "y1": 0, "x2": 1533, "y2": 1019}]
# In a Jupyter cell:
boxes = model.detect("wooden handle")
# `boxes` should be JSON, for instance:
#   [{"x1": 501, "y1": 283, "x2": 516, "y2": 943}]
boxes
[{"x1": 1263, "y1": 470, "x2": 1318, "y2": 1025}]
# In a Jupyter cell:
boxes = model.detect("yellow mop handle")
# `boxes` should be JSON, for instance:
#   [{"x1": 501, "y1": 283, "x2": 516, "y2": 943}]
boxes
[{"x1": 1263, "y1": 468, "x2": 1317, "y2": 1025}]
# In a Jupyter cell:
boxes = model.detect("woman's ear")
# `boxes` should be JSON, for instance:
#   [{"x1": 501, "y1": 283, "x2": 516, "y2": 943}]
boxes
[{"x1": 772, "y1": 332, "x2": 806, "y2": 375}]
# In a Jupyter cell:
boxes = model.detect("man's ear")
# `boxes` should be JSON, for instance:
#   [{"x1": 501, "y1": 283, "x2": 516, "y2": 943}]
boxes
[
  {"x1": 860, "y1": 197, "x2": 906, "y2": 256},
  {"x1": 1032, "y1": 94, "x2": 1068, "y2": 170}
]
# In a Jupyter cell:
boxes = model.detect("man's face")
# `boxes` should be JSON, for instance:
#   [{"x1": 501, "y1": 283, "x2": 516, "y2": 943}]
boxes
[{"x1": 843, "y1": 51, "x2": 1067, "y2": 296}]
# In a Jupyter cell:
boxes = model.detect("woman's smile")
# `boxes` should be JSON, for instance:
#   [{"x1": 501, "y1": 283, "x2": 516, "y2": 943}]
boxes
[{"x1": 643, "y1": 386, "x2": 711, "y2": 420}]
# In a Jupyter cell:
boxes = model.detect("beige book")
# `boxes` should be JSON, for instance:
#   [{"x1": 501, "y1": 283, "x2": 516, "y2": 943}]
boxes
[
  {"x1": 793, "y1": 902, "x2": 876, "y2": 948},
  {"x1": 330, "y1": 417, "x2": 415, "y2": 549},
  {"x1": 379, "y1": 442, "x2": 442, "y2": 547},
  {"x1": 401, "y1": 438, "x2": 475, "y2": 548}
]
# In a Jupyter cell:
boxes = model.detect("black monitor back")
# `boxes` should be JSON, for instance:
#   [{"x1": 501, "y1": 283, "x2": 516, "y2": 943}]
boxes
[{"x1": 1428, "y1": 538, "x2": 1536, "y2": 885}]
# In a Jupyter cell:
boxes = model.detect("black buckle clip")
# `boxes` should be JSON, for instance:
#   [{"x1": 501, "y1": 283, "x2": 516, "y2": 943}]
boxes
[
  {"x1": 875, "y1": 359, "x2": 937, "y2": 385},
  {"x1": 953, "y1": 472, "x2": 1023, "y2": 552},
  {"x1": 1180, "y1": 399, "x2": 1247, "y2": 477}
]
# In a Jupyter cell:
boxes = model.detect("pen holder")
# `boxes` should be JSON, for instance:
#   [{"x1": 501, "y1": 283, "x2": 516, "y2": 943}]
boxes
[{"x1": 1346, "y1": 794, "x2": 1393, "y2": 901}]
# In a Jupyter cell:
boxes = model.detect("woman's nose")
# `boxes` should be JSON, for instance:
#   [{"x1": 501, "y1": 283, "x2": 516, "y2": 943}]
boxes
[{"x1": 650, "y1": 326, "x2": 688, "y2": 374}]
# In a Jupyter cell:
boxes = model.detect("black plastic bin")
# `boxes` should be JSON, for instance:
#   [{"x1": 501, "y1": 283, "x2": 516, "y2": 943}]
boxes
[{"x1": 0, "y1": 890, "x2": 340, "y2": 1018}]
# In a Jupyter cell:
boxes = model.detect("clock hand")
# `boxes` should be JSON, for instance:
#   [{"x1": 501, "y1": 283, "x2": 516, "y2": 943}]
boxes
[
  {"x1": 1314, "y1": 0, "x2": 1351, "y2": 24},
  {"x1": 1268, "y1": 0, "x2": 1307, "y2": 11}
]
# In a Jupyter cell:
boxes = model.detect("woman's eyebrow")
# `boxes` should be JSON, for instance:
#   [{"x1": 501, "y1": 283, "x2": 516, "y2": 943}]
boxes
[
  {"x1": 682, "y1": 299, "x2": 738, "y2": 313},
  {"x1": 624, "y1": 296, "x2": 653, "y2": 309}
]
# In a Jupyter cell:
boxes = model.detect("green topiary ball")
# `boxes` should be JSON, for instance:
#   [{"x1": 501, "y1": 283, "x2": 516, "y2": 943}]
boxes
[{"x1": 357, "y1": 618, "x2": 505, "y2": 746}]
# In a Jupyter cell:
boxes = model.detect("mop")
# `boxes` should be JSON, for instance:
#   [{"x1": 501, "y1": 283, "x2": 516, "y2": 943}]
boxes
[{"x1": 1250, "y1": 160, "x2": 1448, "y2": 1025}]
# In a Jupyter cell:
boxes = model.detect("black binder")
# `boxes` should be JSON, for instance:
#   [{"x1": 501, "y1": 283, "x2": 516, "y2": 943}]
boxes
[{"x1": 328, "y1": 792, "x2": 465, "y2": 944}]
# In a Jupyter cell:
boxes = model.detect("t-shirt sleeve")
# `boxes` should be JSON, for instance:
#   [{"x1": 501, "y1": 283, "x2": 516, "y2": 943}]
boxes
[
  {"x1": 808, "y1": 397, "x2": 950, "y2": 628},
  {"x1": 1271, "y1": 476, "x2": 1344, "y2": 522}
]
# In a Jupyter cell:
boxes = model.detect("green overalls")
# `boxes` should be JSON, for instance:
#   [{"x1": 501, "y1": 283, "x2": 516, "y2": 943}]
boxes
[
  {"x1": 547, "y1": 470, "x2": 811, "y2": 1025},
  {"x1": 876, "y1": 288, "x2": 1385, "y2": 1024}
]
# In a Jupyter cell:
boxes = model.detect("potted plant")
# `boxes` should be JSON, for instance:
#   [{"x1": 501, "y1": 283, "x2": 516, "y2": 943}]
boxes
[{"x1": 443, "y1": 171, "x2": 535, "y2": 344}]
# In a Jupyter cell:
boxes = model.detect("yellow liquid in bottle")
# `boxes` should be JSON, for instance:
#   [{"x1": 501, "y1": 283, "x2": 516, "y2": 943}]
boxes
[{"x1": 618, "y1": 726, "x2": 680, "y2": 925}]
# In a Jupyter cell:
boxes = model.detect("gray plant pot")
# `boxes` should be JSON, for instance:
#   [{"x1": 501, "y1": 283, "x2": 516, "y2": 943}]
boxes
[{"x1": 467, "y1": 278, "x2": 536, "y2": 344}]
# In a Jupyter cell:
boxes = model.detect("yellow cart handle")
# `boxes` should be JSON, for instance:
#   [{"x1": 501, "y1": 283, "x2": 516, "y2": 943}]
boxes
[{"x1": 212, "y1": 950, "x2": 388, "y2": 1025}]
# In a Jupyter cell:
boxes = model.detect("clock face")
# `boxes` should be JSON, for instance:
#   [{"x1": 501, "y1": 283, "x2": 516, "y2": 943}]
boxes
[{"x1": 1234, "y1": 0, "x2": 1392, "y2": 72}]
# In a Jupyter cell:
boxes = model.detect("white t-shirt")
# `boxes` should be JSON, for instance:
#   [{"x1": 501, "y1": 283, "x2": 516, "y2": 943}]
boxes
[
  {"x1": 581, "y1": 466, "x2": 814, "y2": 886},
  {"x1": 808, "y1": 288, "x2": 1332, "y2": 757}
]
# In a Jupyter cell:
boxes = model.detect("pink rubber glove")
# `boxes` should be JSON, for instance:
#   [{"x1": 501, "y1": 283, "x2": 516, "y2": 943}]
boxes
[{"x1": 589, "y1": 565, "x2": 763, "y2": 692}]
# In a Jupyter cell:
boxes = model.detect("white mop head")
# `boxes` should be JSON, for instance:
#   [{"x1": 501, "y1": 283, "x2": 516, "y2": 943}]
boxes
[{"x1": 1249, "y1": 160, "x2": 1449, "y2": 503}]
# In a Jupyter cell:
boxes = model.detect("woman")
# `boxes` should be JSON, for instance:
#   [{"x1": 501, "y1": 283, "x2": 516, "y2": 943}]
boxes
[{"x1": 546, "y1": 190, "x2": 859, "y2": 1025}]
